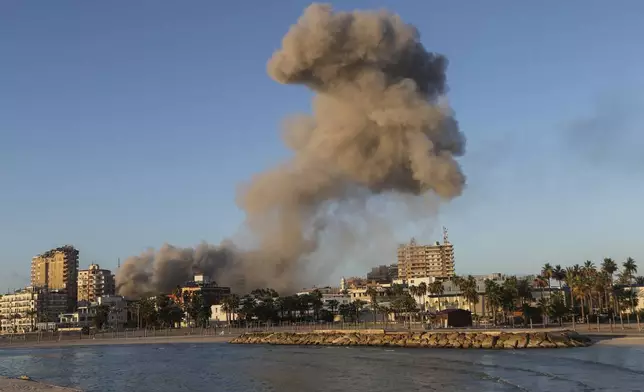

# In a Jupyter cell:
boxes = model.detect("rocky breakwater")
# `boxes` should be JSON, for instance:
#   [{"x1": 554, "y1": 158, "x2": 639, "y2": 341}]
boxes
[{"x1": 230, "y1": 330, "x2": 593, "y2": 349}]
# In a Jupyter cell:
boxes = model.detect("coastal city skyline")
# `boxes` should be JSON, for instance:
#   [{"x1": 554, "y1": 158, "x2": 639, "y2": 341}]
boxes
[
  {"x1": 1, "y1": 2, "x2": 644, "y2": 390},
  {"x1": 2, "y1": 2, "x2": 643, "y2": 294}
]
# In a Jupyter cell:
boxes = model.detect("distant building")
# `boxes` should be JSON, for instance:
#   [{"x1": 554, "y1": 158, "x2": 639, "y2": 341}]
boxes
[
  {"x1": 397, "y1": 232, "x2": 455, "y2": 280},
  {"x1": 77, "y1": 264, "x2": 116, "y2": 303},
  {"x1": 31, "y1": 245, "x2": 79, "y2": 310},
  {"x1": 366, "y1": 264, "x2": 398, "y2": 283},
  {"x1": 210, "y1": 304, "x2": 238, "y2": 324},
  {"x1": 172, "y1": 273, "x2": 231, "y2": 307},
  {"x1": 0, "y1": 287, "x2": 67, "y2": 334},
  {"x1": 340, "y1": 277, "x2": 367, "y2": 290},
  {"x1": 388, "y1": 264, "x2": 399, "y2": 281},
  {"x1": 59, "y1": 295, "x2": 128, "y2": 329}
]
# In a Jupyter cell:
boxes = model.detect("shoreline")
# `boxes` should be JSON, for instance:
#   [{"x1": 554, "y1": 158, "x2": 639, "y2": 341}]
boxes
[
  {"x1": 0, "y1": 334, "x2": 238, "y2": 350},
  {"x1": 0, "y1": 377, "x2": 80, "y2": 392},
  {"x1": 593, "y1": 336, "x2": 644, "y2": 346}
]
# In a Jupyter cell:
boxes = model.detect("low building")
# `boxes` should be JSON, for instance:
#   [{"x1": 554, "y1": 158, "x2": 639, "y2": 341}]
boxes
[
  {"x1": 0, "y1": 287, "x2": 67, "y2": 334},
  {"x1": 210, "y1": 304, "x2": 239, "y2": 324},
  {"x1": 59, "y1": 295, "x2": 128, "y2": 329},
  {"x1": 172, "y1": 273, "x2": 231, "y2": 307},
  {"x1": 435, "y1": 309, "x2": 472, "y2": 328}
]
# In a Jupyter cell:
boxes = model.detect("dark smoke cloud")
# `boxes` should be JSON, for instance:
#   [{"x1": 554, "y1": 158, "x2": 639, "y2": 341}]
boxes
[{"x1": 116, "y1": 3, "x2": 466, "y2": 298}]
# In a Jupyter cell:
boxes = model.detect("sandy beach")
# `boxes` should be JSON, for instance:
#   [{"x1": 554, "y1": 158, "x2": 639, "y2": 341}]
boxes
[
  {"x1": 0, "y1": 334, "x2": 237, "y2": 350},
  {"x1": 594, "y1": 336, "x2": 644, "y2": 346},
  {"x1": 0, "y1": 377, "x2": 81, "y2": 391}
]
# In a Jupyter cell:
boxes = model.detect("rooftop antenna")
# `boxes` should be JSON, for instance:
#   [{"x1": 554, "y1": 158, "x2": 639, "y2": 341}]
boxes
[{"x1": 443, "y1": 226, "x2": 449, "y2": 244}]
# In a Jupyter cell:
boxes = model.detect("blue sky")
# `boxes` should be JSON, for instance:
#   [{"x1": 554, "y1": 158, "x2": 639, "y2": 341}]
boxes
[{"x1": 1, "y1": 1, "x2": 643, "y2": 292}]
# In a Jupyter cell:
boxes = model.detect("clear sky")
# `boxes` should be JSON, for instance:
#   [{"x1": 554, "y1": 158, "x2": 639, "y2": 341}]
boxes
[{"x1": 1, "y1": 1, "x2": 643, "y2": 292}]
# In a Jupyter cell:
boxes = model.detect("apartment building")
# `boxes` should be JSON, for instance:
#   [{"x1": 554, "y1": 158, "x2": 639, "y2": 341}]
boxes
[
  {"x1": 0, "y1": 287, "x2": 67, "y2": 334},
  {"x1": 397, "y1": 235, "x2": 455, "y2": 280},
  {"x1": 31, "y1": 245, "x2": 79, "y2": 310},
  {"x1": 77, "y1": 264, "x2": 116, "y2": 303}
]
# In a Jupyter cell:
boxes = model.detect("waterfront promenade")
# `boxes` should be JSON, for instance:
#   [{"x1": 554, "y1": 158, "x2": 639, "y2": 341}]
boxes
[{"x1": 2, "y1": 322, "x2": 642, "y2": 349}]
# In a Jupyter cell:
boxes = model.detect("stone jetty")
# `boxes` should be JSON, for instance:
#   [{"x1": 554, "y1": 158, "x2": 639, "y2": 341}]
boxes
[{"x1": 230, "y1": 329, "x2": 593, "y2": 349}]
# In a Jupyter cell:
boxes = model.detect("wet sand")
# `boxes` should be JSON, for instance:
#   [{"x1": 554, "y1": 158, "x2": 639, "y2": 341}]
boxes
[
  {"x1": 594, "y1": 336, "x2": 644, "y2": 346},
  {"x1": 0, "y1": 377, "x2": 81, "y2": 391},
  {"x1": 0, "y1": 334, "x2": 237, "y2": 350}
]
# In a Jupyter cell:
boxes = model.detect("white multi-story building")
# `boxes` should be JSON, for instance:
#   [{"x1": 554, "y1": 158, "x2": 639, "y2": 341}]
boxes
[
  {"x1": 77, "y1": 263, "x2": 116, "y2": 303},
  {"x1": 0, "y1": 287, "x2": 67, "y2": 334},
  {"x1": 58, "y1": 295, "x2": 128, "y2": 328}
]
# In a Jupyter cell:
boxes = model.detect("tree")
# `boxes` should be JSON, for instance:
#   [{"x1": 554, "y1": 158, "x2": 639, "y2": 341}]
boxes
[
  {"x1": 25, "y1": 309, "x2": 38, "y2": 332},
  {"x1": 353, "y1": 299, "x2": 366, "y2": 322},
  {"x1": 484, "y1": 279, "x2": 502, "y2": 324},
  {"x1": 327, "y1": 299, "x2": 340, "y2": 315},
  {"x1": 622, "y1": 257, "x2": 638, "y2": 314},
  {"x1": 365, "y1": 287, "x2": 379, "y2": 323},
  {"x1": 338, "y1": 303, "x2": 353, "y2": 322},
  {"x1": 157, "y1": 295, "x2": 183, "y2": 327},
  {"x1": 221, "y1": 294, "x2": 240, "y2": 324},
  {"x1": 186, "y1": 291, "x2": 211, "y2": 328},
  {"x1": 541, "y1": 263, "x2": 554, "y2": 290},
  {"x1": 456, "y1": 275, "x2": 479, "y2": 317},
  {"x1": 93, "y1": 305, "x2": 110, "y2": 330},
  {"x1": 417, "y1": 282, "x2": 428, "y2": 312},
  {"x1": 428, "y1": 281, "x2": 444, "y2": 311},
  {"x1": 552, "y1": 265, "x2": 565, "y2": 289}
]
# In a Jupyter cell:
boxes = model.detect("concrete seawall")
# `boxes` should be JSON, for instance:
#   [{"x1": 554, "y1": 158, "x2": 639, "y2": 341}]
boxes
[{"x1": 230, "y1": 329, "x2": 593, "y2": 349}]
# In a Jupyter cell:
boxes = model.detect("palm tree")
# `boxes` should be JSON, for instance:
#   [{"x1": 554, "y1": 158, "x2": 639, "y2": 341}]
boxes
[
  {"x1": 541, "y1": 263, "x2": 554, "y2": 291},
  {"x1": 417, "y1": 282, "x2": 427, "y2": 312},
  {"x1": 365, "y1": 287, "x2": 379, "y2": 324},
  {"x1": 601, "y1": 257, "x2": 618, "y2": 316},
  {"x1": 622, "y1": 257, "x2": 638, "y2": 315},
  {"x1": 456, "y1": 275, "x2": 479, "y2": 317},
  {"x1": 552, "y1": 265, "x2": 565, "y2": 289},
  {"x1": 484, "y1": 279, "x2": 502, "y2": 325},
  {"x1": 25, "y1": 309, "x2": 38, "y2": 332},
  {"x1": 428, "y1": 281, "x2": 444, "y2": 311},
  {"x1": 327, "y1": 299, "x2": 340, "y2": 315}
]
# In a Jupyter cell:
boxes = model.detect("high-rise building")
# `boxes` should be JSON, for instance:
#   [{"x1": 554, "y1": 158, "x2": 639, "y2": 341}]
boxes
[
  {"x1": 77, "y1": 263, "x2": 116, "y2": 303},
  {"x1": 30, "y1": 245, "x2": 79, "y2": 310},
  {"x1": 397, "y1": 229, "x2": 455, "y2": 280}
]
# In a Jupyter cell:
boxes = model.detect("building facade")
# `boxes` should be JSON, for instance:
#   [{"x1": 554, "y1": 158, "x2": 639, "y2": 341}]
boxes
[
  {"x1": 77, "y1": 264, "x2": 116, "y2": 303},
  {"x1": 366, "y1": 264, "x2": 398, "y2": 283},
  {"x1": 397, "y1": 236, "x2": 455, "y2": 280},
  {"x1": 0, "y1": 287, "x2": 67, "y2": 334},
  {"x1": 30, "y1": 245, "x2": 79, "y2": 310},
  {"x1": 172, "y1": 273, "x2": 231, "y2": 307}
]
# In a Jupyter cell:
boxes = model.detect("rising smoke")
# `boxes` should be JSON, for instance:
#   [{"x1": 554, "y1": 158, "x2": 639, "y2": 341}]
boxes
[{"x1": 115, "y1": 3, "x2": 466, "y2": 298}]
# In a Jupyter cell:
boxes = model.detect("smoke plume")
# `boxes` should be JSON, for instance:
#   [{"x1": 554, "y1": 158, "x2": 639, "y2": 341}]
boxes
[{"x1": 116, "y1": 3, "x2": 466, "y2": 298}]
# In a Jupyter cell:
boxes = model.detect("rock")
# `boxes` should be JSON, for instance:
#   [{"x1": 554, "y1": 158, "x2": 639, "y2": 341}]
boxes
[
  {"x1": 480, "y1": 335, "x2": 497, "y2": 349},
  {"x1": 228, "y1": 330, "x2": 592, "y2": 350}
]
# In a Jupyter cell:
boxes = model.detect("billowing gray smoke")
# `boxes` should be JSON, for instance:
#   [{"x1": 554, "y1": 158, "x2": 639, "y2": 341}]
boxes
[{"x1": 116, "y1": 3, "x2": 466, "y2": 298}]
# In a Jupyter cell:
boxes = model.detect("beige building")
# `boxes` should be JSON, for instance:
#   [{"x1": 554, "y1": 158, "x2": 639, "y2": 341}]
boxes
[
  {"x1": 0, "y1": 287, "x2": 67, "y2": 334},
  {"x1": 397, "y1": 236, "x2": 455, "y2": 280},
  {"x1": 30, "y1": 245, "x2": 79, "y2": 310},
  {"x1": 77, "y1": 264, "x2": 116, "y2": 303}
]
